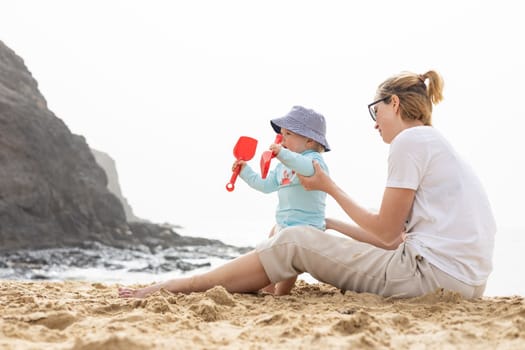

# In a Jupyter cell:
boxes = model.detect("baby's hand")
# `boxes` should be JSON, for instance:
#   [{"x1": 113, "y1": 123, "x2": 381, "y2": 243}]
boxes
[
  {"x1": 269, "y1": 144, "x2": 282, "y2": 156},
  {"x1": 232, "y1": 160, "x2": 247, "y2": 172}
]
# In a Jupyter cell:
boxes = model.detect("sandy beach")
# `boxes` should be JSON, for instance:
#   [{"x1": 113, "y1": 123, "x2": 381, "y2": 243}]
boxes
[{"x1": 0, "y1": 280, "x2": 523, "y2": 349}]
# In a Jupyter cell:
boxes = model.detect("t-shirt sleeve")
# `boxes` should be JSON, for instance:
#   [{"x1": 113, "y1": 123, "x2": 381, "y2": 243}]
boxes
[{"x1": 386, "y1": 133, "x2": 425, "y2": 190}]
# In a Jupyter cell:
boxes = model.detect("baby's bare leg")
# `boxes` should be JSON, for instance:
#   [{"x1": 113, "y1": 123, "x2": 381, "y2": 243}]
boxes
[
  {"x1": 274, "y1": 276, "x2": 298, "y2": 296},
  {"x1": 260, "y1": 225, "x2": 278, "y2": 294},
  {"x1": 118, "y1": 250, "x2": 270, "y2": 298}
]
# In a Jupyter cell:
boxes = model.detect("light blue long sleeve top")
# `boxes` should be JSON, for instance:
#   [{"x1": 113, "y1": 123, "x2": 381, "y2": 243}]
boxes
[{"x1": 239, "y1": 148, "x2": 329, "y2": 230}]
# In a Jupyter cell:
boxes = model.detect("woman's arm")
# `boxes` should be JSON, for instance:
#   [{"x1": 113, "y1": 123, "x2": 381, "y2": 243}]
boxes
[
  {"x1": 326, "y1": 218, "x2": 404, "y2": 250},
  {"x1": 299, "y1": 161, "x2": 413, "y2": 247}
]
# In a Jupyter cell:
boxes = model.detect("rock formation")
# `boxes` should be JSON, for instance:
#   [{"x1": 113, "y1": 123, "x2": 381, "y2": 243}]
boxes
[{"x1": 0, "y1": 40, "x2": 239, "y2": 253}]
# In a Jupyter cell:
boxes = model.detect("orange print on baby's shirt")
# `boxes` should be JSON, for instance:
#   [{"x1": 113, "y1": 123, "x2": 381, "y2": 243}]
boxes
[{"x1": 280, "y1": 169, "x2": 295, "y2": 186}]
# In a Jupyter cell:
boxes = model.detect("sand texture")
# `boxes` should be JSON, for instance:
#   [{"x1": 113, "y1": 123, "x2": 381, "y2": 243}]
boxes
[{"x1": 1, "y1": 280, "x2": 524, "y2": 349}]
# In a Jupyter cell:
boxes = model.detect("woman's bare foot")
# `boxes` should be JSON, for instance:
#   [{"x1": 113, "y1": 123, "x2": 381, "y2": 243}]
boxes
[{"x1": 118, "y1": 287, "x2": 150, "y2": 299}]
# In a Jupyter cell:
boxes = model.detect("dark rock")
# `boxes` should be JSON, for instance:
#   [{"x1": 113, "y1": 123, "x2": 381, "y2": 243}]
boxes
[{"x1": 0, "y1": 242, "x2": 239, "y2": 280}]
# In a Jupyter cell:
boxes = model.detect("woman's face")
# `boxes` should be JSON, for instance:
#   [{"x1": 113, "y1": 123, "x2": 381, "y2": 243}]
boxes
[{"x1": 373, "y1": 99, "x2": 399, "y2": 144}]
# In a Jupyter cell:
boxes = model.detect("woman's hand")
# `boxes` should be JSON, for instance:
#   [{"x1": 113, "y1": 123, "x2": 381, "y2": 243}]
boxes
[{"x1": 297, "y1": 160, "x2": 333, "y2": 193}]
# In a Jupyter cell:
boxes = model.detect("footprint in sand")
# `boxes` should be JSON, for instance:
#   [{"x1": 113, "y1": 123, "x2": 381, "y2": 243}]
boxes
[{"x1": 28, "y1": 311, "x2": 78, "y2": 330}]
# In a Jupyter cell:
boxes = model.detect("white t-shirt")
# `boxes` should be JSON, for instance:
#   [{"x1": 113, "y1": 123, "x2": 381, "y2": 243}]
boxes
[{"x1": 387, "y1": 126, "x2": 496, "y2": 285}]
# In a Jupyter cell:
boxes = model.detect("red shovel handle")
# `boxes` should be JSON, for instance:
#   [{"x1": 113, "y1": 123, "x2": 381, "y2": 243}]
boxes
[
  {"x1": 260, "y1": 134, "x2": 283, "y2": 179},
  {"x1": 226, "y1": 165, "x2": 241, "y2": 192},
  {"x1": 274, "y1": 134, "x2": 283, "y2": 145}
]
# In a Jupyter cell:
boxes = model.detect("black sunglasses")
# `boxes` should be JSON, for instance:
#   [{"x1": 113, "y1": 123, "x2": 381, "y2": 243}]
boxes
[{"x1": 367, "y1": 96, "x2": 390, "y2": 122}]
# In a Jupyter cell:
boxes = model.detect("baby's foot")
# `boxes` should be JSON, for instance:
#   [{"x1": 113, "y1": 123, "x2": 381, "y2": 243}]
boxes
[{"x1": 260, "y1": 284, "x2": 276, "y2": 295}]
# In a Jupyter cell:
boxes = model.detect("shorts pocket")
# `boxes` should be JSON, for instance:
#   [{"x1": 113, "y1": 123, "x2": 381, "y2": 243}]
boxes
[{"x1": 382, "y1": 246, "x2": 432, "y2": 298}]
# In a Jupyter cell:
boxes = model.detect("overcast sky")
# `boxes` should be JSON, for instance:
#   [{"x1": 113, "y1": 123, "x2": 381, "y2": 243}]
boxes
[{"x1": 1, "y1": 1, "x2": 524, "y2": 250}]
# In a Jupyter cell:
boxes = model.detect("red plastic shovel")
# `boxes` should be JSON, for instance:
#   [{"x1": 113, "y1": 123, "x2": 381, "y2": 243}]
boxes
[
  {"x1": 226, "y1": 136, "x2": 258, "y2": 192},
  {"x1": 260, "y1": 134, "x2": 283, "y2": 179}
]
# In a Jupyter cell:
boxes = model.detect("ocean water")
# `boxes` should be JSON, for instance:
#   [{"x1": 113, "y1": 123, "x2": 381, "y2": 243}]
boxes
[{"x1": 0, "y1": 242, "x2": 245, "y2": 287}]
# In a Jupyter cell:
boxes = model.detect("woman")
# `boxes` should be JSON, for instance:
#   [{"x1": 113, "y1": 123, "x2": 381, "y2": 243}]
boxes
[{"x1": 119, "y1": 70, "x2": 496, "y2": 299}]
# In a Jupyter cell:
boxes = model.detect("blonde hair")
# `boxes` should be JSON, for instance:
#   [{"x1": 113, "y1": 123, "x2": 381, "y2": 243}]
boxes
[
  {"x1": 304, "y1": 138, "x2": 325, "y2": 153},
  {"x1": 311, "y1": 141, "x2": 325, "y2": 153},
  {"x1": 376, "y1": 70, "x2": 444, "y2": 126}
]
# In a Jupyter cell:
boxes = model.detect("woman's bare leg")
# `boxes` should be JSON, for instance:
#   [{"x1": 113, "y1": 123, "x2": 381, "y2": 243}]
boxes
[{"x1": 118, "y1": 250, "x2": 270, "y2": 298}]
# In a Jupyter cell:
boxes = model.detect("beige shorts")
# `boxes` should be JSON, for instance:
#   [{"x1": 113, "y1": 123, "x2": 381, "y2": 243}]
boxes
[{"x1": 256, "y1": 225, "x2": 485, "y2": 299}]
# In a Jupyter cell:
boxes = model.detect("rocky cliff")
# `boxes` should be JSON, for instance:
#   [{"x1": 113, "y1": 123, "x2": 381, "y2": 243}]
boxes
[
  {"x1": 91, "y1": 149, "x2": 140, "y2": 222},
  {"x1": 0, "y1": 40, "x2": 234, "y2": 253}
]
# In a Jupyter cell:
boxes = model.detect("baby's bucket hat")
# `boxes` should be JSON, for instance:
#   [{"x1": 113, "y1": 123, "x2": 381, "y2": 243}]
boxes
[{"x1": 270, "y1": 105, "x2": 330, "y2": 152}]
